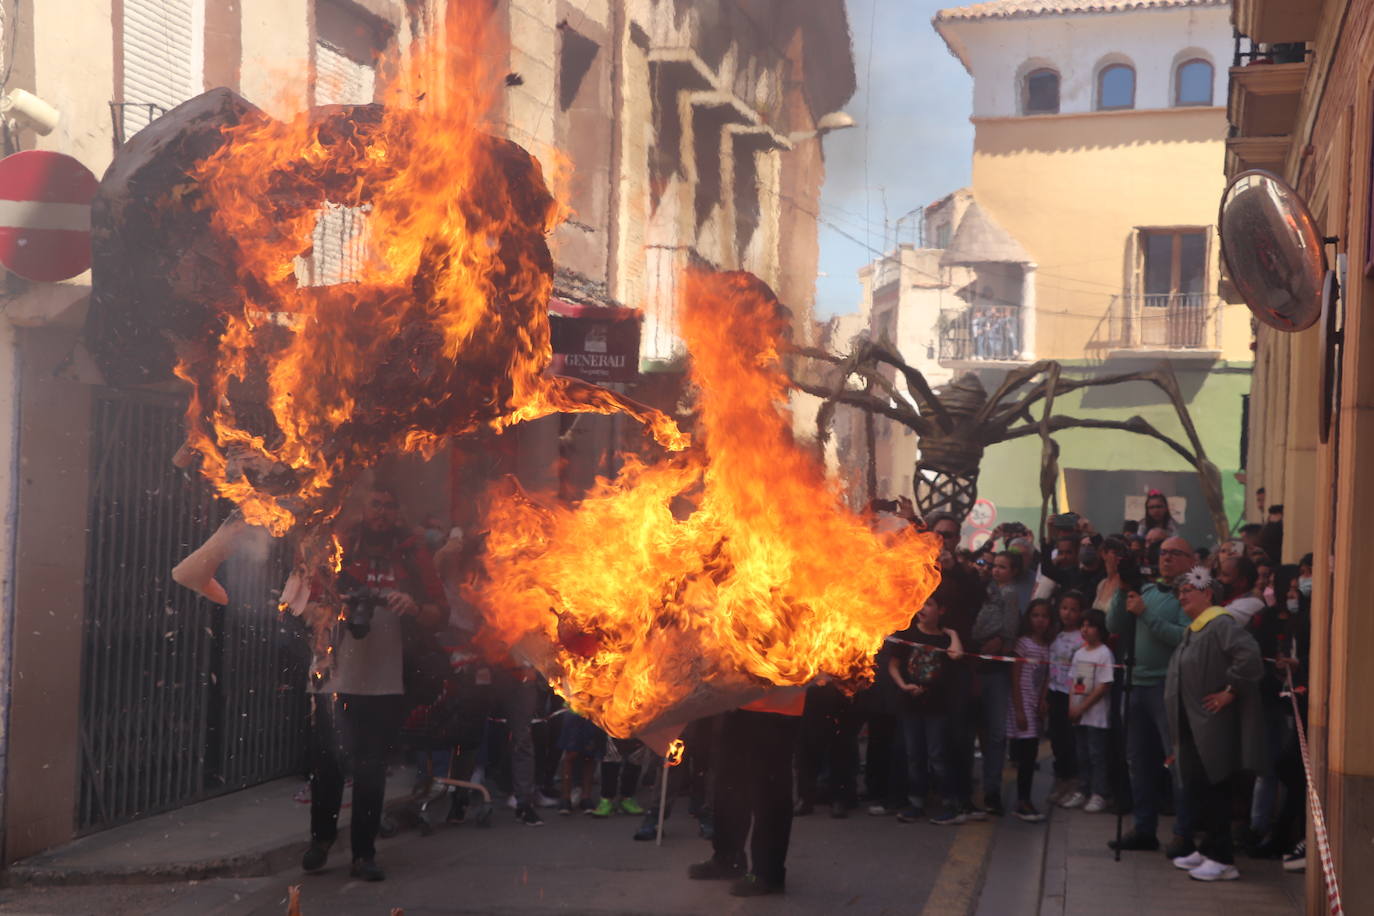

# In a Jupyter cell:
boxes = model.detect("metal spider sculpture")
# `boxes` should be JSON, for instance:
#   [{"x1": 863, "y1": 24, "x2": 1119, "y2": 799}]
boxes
[{"x1": 792, "y1": 339, "x2": 1229, "y2": 542}]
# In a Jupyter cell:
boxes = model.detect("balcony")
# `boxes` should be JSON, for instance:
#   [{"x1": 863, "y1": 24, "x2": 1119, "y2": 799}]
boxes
[
  {"x1": 1234, "y1": 0, "x2": 1320, "y2": 46},
  {"x1": 939, "y1": 303, "x2": 1022, "y2": 363},
  {"x1": 1089, "y1": 294, "x2": 1222, "y2": 357},
  {"x1": 1225, "y1": 34, "x2": 1310, "y2": 178}
]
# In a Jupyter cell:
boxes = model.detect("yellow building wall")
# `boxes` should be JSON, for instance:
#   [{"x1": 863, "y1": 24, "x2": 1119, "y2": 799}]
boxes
[{"x1": 970, "y1": 107, "x2": 1250, "y2": 361}]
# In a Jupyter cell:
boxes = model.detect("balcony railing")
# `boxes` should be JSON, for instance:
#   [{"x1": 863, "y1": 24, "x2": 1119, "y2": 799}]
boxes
[
  {"x1": 109, "y1": 101, "x2": 169, "y2": 151},
  {"x1": 939, "y1": 303, "x2": 1022, "y2": 362},
  {"x1": 1092, "y1": 293, "x2": 1222, "y2": 353},
  {"x1": 1232, "y1": 32, "x2": 1310, "y2": 68}
]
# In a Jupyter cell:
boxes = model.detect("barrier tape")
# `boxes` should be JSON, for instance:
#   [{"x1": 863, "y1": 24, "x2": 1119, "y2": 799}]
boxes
[
  {"x1": 1284, "y1": 672, "x2": 1343, "y2": 915},
  {"x1": 884, "y1": 635, "x2": 1287, "y2": 671}
]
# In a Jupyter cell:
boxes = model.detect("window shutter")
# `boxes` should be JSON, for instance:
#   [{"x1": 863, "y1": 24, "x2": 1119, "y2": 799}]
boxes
[
  {"x1": 122, "y1": 0, "x2": 199, "y2": 134},
  {"x1": 297, "y1": 42, "x2": 377, "y2": 287}
]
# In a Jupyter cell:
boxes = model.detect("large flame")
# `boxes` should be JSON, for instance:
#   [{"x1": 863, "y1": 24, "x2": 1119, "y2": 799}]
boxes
[
  {"x1": 474, "y1": 270, "x2": 942, "y2": 737},
  {"x1": 176, "y1": 8, "x2": 683, "y2": 537}
]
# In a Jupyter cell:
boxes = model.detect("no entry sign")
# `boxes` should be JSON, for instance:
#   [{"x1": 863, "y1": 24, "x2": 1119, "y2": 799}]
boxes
[{"x1": 0, "y1": 150, "x2": 98, "y2": 282}]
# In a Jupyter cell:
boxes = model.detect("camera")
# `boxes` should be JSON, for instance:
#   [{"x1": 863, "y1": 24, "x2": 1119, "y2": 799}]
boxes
[
  {"x1": 1049, "y1": 512, "x2": 1081, "y2": 532},
  {"x1": 870, "y1": 498, "x2": 899, "y2": 514},
  {"x1": 340, "y1": 576, "x2": 387, "y2": 639}
]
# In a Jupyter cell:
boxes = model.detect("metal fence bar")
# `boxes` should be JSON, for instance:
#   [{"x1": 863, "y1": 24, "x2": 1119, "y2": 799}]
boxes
[{"x1": 79, "y1": 391, "x2": 304, "y2": 833}]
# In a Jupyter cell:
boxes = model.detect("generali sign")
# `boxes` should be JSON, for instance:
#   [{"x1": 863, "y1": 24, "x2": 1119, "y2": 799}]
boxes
[{"x1": 549, "y1": 298, "x2": 641, "y2": 383}]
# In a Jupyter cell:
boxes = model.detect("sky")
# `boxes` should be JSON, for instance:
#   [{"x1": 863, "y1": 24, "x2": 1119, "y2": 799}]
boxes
[{"x1": 813, "y1": 0, "x2": 975, "y2": 319}]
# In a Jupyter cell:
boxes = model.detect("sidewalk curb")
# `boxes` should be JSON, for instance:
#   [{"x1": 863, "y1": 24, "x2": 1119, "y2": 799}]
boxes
[{"x1": 1, "y1": 838, "x2": 309, "y2": 888}]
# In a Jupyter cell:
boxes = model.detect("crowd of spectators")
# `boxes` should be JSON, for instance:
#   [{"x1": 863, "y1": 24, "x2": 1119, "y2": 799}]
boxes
[{"x1": 299, "y1": 486, "x2": 1306, "y2": 896}]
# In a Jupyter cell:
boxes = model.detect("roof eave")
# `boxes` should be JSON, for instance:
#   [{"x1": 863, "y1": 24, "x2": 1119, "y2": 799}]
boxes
[{"x1": 931, "y1": 16, "x2": 974, "y2": 74}]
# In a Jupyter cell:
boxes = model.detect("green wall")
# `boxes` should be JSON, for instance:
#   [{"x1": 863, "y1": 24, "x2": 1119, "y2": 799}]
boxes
[{"x1": 960, "y1": 359, "x2": 1251, "y2": 548}]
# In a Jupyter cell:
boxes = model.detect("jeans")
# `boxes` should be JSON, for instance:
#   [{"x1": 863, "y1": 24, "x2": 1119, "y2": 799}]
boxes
[
  {"x1": 712, "y1": 710, "x2": 801, "y2": 886},
  {"x1": 978, "y1": 667, "x2": 1011, "y2": 800},
  {"x1": 899, "y1": 713, "x2": 948, "y2": 807},
  {"x1": 945, "y1": 662, "x2": 975, "y2": 807},
  {"x1": 310, "y1": 693, "x2": 406, "y2": 860},
  {"x1": 1075, "y1": 726, "x2": 1109, "y2": 797},
  {"x1": 501, "y1": 676, "x2": 540, "y2": 806},
  {"x1": 1047, "y1": 691, "x2": 1076, "y2": 780},
  {"x1": 1126, "y1": 683, "x2": 1190, "y2": 838},
  {"x1": 1250, "y1": 703, "x2": 1290, "y2": 834}
]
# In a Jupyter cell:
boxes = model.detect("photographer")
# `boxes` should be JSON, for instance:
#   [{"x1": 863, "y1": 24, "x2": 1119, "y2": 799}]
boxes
[{"x1": 302, "y1": 486, "x2": 444, "y2": 882}]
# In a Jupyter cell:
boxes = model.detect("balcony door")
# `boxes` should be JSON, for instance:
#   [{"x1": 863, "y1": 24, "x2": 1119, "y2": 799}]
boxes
[{"x1": 1141, "y1": 229, "x2": 1206, "y2": 347}]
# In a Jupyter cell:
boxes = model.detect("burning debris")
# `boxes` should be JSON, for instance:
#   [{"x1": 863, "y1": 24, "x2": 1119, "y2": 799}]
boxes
[{"x1": 471, "y1": 270, "x2": 942, "y2": 740}]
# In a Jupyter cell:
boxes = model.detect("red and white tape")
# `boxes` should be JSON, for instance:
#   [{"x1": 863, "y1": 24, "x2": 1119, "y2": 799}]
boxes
[{"x1": 1285, "y1": 672, "x2": 1343, "y2": 915}]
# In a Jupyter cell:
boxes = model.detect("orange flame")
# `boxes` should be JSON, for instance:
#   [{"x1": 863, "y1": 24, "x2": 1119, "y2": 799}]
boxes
[
  {"x1": 176, "y1": 7, "x2": 683, "y2": 537},
  {"x1": 665, "y1": 738, "x2": 686, "y2": 767},
  {"x1": 473, "y1": 270, "x2": 942, "y2": 737}
]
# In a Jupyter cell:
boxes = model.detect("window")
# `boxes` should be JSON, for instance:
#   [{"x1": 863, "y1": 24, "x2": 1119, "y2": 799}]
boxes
[
  {"x1": 1140, "y1": 228, "x2": 1208, "y2": 347},
  {"x1": 1175, "y1": 59, "x2": 1214, "y2": 106},
  {"x1": 1023, "y1": 69, "x2": 1059, "y2": 115},
  {"x1": 1097, "y1": 64, "x2": 1135, "y2": 110},
  {"x1": 121, "y1": 0, "x2": 203, "y2": 135},
  {"x1": 1142, "y1": 229, "x2": 1206, "y2": 302}
]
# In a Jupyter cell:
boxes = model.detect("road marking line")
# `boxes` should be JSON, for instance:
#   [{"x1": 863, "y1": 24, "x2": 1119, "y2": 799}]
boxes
[{"x1": 921, "y1": 821, "x2": 995, "y2": 915}]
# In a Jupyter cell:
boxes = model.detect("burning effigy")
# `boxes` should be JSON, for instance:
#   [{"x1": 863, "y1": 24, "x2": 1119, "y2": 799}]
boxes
[
  {"x1": 470, "y1": 270, "x2": 943, "y2": 739},
  {"x1": 88, "y1": 7, "x2": 940, "y2": 743}
]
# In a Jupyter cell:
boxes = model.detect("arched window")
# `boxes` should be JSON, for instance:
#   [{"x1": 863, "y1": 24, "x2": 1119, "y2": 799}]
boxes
[
  {"x1": 1097, "y1": 63, "x2": 1135, "y2": 110},
  {"x1": 1023, "y1": 68, "x2": 1059, "y2": 115},
  {"x1": 1175, "y1": 58, "x2": 1214, "y2": 106}
]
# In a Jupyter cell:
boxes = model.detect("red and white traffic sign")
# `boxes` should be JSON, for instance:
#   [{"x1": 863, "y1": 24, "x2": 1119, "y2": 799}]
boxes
[{"x1": 0, "y1": 150, "x2": 98, "y2": 282}]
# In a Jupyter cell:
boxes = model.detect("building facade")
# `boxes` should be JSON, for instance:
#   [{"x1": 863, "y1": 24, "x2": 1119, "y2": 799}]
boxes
[
  {"x1": 1226, "y1": 0, "x2": 1374, "y2": 908},
  {"x1": 914, "y1": 0, "x2": 1253, "y2": 543},
  {"x1": 0, "y1": 0, "x2": 852, "y2": 863}
]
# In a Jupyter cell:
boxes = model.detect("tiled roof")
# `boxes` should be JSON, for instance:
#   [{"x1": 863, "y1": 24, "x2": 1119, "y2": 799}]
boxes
[{"x1": 934, "y1": 0, "x2": 1226, "y2": 22}]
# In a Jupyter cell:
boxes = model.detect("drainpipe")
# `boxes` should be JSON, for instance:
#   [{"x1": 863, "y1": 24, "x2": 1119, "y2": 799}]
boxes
[
  {"x1": 0, "y1": 314, "x2": 20, "y2": 863},
  {"x1": 1020, "y1": 263, "x2": 1037, "y2": 360},
  {"x1": 605, "y1": 0, "x2": 624, "y2": 300}
]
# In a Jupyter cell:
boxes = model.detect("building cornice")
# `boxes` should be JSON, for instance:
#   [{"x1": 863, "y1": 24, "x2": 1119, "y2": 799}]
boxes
[{"x1": 971, "y1": 105, "x2": 1225, "y2": 125}]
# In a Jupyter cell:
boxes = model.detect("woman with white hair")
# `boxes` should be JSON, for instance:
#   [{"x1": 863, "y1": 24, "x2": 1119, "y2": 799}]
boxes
[{"x1": 1166, "y1": 566, "x2": 1264, "y2": 882}]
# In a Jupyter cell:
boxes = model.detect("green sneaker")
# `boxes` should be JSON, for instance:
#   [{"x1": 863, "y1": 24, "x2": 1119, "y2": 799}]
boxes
[
  {"x1": 590, "y1": 797, "x2": 615, "y2": 818},
  {"x1": 618, "y1": 797, "x2": 645, "y2": 816}
]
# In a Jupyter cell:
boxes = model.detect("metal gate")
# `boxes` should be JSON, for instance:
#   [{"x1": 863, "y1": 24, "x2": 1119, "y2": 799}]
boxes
[{"x1": 79, "y1": 390, "x2": 309, "y2": 831}]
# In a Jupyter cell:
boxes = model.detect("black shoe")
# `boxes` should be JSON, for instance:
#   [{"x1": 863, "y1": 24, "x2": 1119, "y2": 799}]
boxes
[
  {"x1": 350, "y1": 857, "x2": 386, "y2": 882},
  {"x1": 1251, "y1": 836, "x2": 1285, "y2": 859},
  {"x1": 730, "y1": 874, "x2": 784, "y2": 897},
  {"x1": 634, "y1": 812, "x2": 658, "y2": 841},
  {"x1": 301, "y1": 840, "x2": 332, "y2": 873},
  {"x1": 982, "y1": 793, "x2": 1004, "y2": 817},
  {"x1": 793, "y1": 799, "x2": 814, "y2": 816},
  {"x1": 1108, "y1": 831, "x2": 1160, "y2": 852},
  {"x1": 516, "y1": 803, "x2": 544, "y2": 826},
  {"x1": 1164, "y1": 835, "x2": 1195, "y2": 859},
  {"x1": 697, "y1": 813, "x2": 715, "y2": 841},
  {"x1": 687, "y1": 857, "x2": 745, "y2": 880}
]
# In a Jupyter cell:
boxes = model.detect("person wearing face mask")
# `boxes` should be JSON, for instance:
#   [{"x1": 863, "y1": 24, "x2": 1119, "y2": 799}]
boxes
[
  {"x1": 1217, "y1": 556, "x2": 1264, "y2": 626},
  {"x1": 1247, "y1": 565, "x2": 1309, "y2": 861}
]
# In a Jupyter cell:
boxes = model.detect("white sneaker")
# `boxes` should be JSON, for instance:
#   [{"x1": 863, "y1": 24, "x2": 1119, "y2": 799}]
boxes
[
  {"x1": 535, "y1": 792, "x2": 560, "y2": 808},
  {"x1": 506, "y1": 795, "x2": 518, "y2": 810},
  {"x1": 1188, "y1": 858, "x2": 1240, "y2": 882},
  {"x1": 1172, "y1": 851, "x2": 1207, "y2": 870},
  {"x1": 1059, "y1": 791, "x2": 1086, "y2": 809},
  {"x1": 1083, "y1": 794, "x2": 1107, "y2": 813}
]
